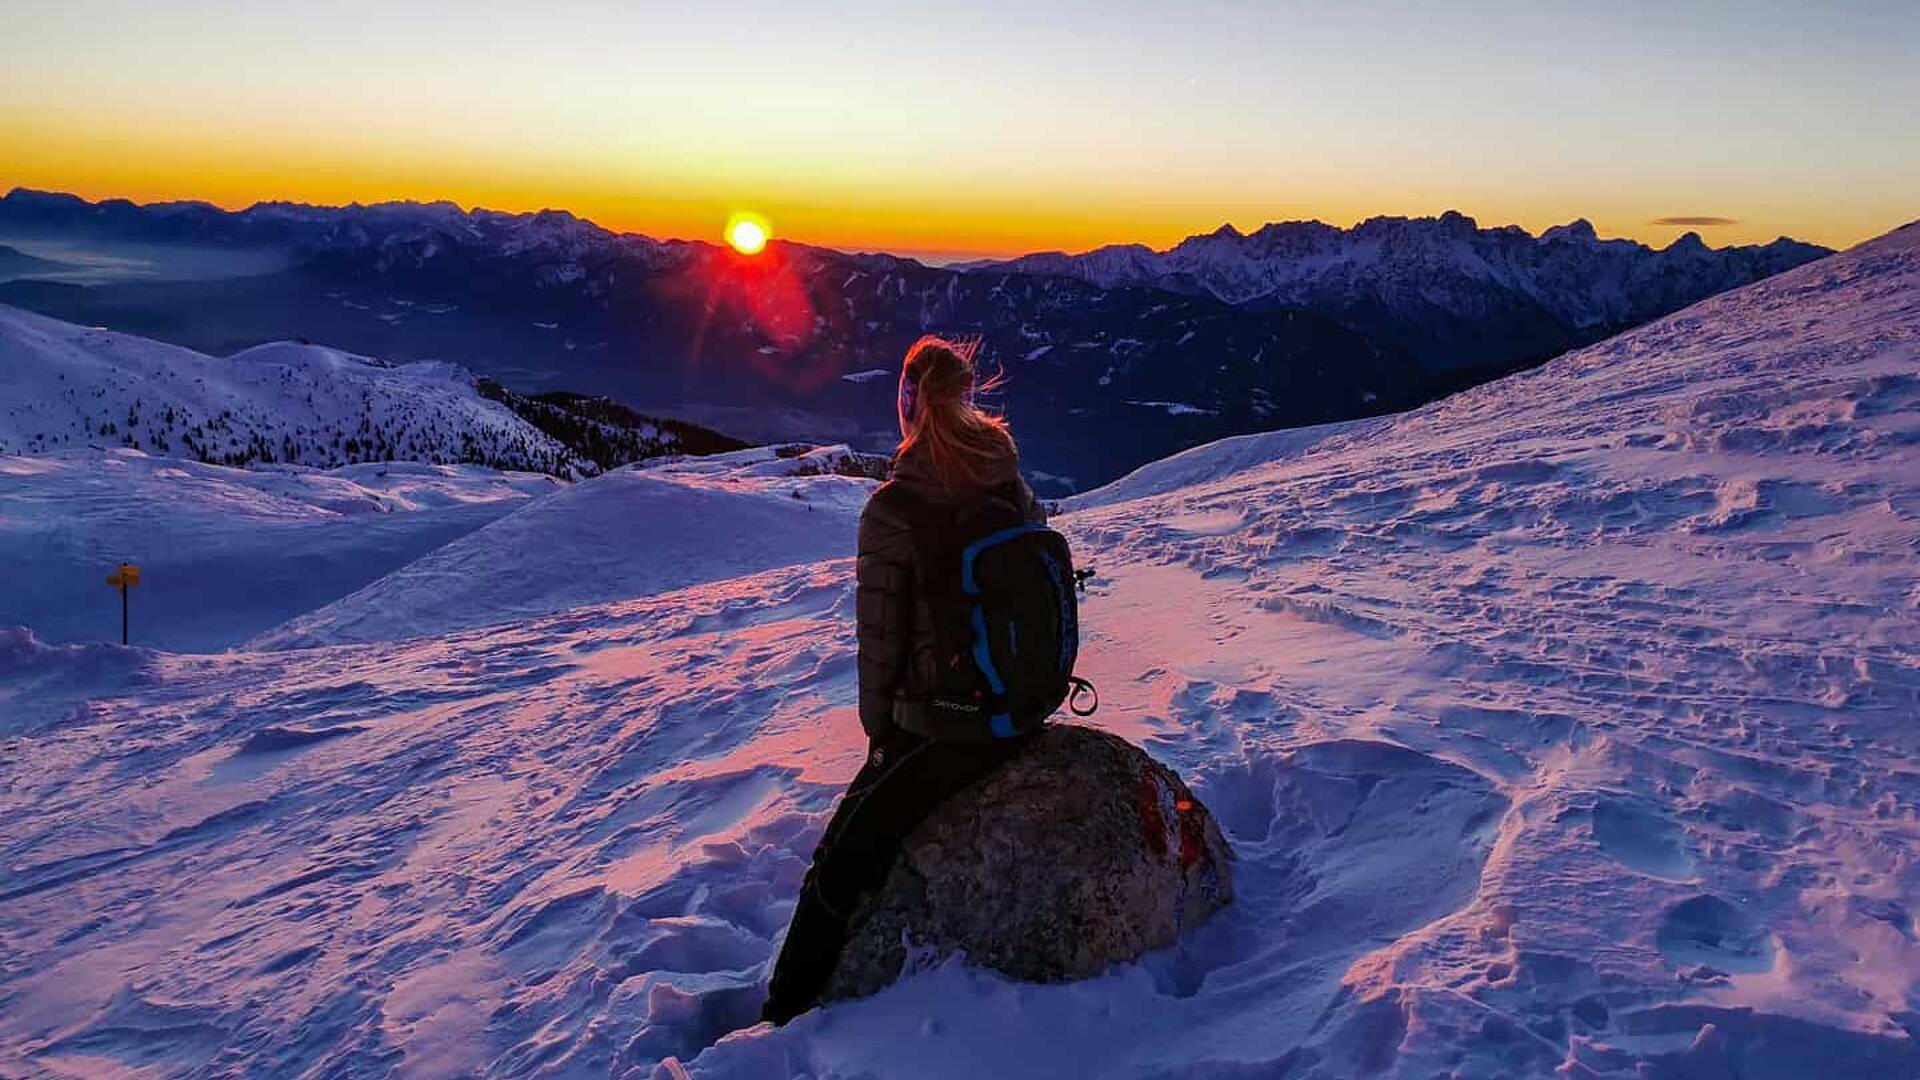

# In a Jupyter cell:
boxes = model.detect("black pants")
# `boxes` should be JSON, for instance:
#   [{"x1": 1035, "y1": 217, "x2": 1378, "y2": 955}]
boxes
[{"x1": 762, "y1": 728, "x2": 1030, "y2": 1024}]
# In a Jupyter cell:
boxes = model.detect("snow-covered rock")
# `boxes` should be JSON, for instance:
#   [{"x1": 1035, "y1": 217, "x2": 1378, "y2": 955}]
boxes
[{"x1": 825, "y1": 725, "x2": 1233, "y2": 1004}]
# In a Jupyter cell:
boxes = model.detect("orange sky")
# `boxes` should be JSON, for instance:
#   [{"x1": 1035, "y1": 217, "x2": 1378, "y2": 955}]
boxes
[{"x1": 5, "y1": 1, "x2": 1915, "y2": 259}]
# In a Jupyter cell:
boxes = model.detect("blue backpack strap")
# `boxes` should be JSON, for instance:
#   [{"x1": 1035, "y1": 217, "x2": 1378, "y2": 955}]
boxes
[{"x1": 960, "y1": 522, "x2": 1048, "y2": 596}]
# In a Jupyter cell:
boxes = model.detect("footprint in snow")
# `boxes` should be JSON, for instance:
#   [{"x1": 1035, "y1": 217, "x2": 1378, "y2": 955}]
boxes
[{"x1": 1656, "y1": 894, "x2": 1775, "y2": 974}]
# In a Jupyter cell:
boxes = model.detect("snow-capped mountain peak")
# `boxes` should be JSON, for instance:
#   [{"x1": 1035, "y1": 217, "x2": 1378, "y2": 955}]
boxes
[
  {"x1": 1540, "y1": 217, "x2": 1599, "y2": 244},
  {"x1": 966, "y1": 212, "x2": 1831, "y2": 364}
]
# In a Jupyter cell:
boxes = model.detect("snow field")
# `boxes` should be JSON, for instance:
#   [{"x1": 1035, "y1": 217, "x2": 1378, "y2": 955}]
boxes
[
  {"x1": 250, "y1": 445, "x2": 878, "y2": 649},
  {"x1": 0, "y1": 224, "x2": 1916, "y2": 1077},
  {"x1": 0, "y1": 450, "x2": 561, "y2": 652}
]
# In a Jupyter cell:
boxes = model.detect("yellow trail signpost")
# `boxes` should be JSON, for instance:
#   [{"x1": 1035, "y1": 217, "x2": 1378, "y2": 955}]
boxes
[{"x1": 107, "y1": 562, "x2": 141, "y2": 645}]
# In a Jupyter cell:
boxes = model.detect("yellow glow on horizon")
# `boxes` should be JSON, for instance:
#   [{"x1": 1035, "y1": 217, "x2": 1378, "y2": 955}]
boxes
[
  {"x1": 1, "y1": 2, "x2": 1912, "y2": 261},
  {"x1": 726, "y1": 213, "x2": 769, "y2": 255},
  {"x1": 0, "y1": 110, "x2": 1903, "y2": 259}
]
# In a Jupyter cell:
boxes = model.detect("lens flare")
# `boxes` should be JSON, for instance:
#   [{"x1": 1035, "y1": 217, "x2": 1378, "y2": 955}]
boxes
[{"x1": 725, "y1": 212, "x2": 769, "y2": 255}]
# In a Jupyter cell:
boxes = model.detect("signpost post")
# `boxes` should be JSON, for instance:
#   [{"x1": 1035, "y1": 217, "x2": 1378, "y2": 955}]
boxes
[{"x1": 107, "y1": 563, "x2": 141, "y2": 645}]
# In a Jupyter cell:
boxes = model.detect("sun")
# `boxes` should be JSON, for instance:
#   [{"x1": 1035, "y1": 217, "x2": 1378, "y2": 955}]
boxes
[{"x1": 725, "y1": 212, "x2": 770, "y2": 255}]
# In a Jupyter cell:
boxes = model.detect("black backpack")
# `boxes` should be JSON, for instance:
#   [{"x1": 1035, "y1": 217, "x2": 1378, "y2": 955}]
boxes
[{"x1": 878, "y1": 481, "x2": 1097, "y2": 741}]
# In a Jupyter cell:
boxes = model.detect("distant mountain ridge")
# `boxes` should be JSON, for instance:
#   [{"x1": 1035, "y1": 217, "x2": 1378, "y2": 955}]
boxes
[
  {"x1": 0, "y1": 187, "x2": 652, "y2": 251},
  {"x1": 0, "y1": 189, "x2": 1834, "y2": 489},
  {"x1": 0, "y1": 243, "x2": 68, "y2": 278},
  {"x1": 961, "y1": 211, "x2": 1830, "y2": 366}
]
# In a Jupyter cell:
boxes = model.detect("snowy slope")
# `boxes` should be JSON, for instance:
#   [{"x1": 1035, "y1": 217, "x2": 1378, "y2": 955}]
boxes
[
  {"x1": 0, "y1": 303, "x2": 586, "y2": 475},
  {"x1": 2, "y1": 225, "x2": 1918, "y2": 1078},
  {"x1": 1063, "y1": 416, "x2": 1380, "y2": 511},
  {"x1": 0, "y1": 450, "x2": 561, "y2": 652},
  {"x1": 250, "y1": 445, "x2": 879, "y2": 649}
]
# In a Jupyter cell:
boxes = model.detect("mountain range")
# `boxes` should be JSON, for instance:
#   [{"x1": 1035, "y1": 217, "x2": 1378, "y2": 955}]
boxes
[
  {"x1": 0, "y1": 188, "x2": 1832, "y2": 490},
  {"x1": 962, "y1": 212, "x2": 1828, "y2": 368}
]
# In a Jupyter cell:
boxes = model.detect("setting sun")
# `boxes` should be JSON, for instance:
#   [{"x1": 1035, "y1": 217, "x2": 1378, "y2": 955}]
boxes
[{"x1": 726, "y1": 213, "x2": 769, "y2": 255}]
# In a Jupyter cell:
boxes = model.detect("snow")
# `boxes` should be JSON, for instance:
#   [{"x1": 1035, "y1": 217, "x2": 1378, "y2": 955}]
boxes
[
  {"x1": 2, "y1": 223, "x2": 1919, "y2": 1077},
  {"x1": 0, "y1": 303, "x2": 584, "y2": 476},
  {"x1": 1122, "y1": 399, "x2": 1219, "y2": 417},
  {"x1": 0, "y1": 450, "x2": 558, "y2": 652},
  {"x1": 1065, "y1": 416, "x2": 1377, "y2": 510},
  {"x1": 249, "y1": 446, "x2": 877, "y2": 650}
]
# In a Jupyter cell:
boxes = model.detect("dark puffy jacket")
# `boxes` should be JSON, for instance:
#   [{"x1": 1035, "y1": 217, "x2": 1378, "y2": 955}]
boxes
[{"x1": 855, "y1": 449, "x2": 1046, "y2": 740}]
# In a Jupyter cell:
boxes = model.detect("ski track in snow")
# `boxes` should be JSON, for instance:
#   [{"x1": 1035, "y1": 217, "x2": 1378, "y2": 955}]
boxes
[{"x1": 0, "y1": 225, "x2": 1917, "y2": 1077}]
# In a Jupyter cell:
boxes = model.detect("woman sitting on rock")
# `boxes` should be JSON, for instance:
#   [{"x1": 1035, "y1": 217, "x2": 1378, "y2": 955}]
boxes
[{"x1": 761, "y1": 336, "x2": 1062, "y2": 1024}]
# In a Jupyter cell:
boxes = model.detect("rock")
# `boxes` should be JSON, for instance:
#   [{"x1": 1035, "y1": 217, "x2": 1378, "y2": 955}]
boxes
[{"x1": 824, "y1": 724, "x2": 1234, "y2": 1002}]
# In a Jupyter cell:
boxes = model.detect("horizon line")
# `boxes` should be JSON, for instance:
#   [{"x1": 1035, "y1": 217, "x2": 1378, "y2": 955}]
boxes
[{"x1": 0, "y1": 182, "x2": 1840, "y2": 264}]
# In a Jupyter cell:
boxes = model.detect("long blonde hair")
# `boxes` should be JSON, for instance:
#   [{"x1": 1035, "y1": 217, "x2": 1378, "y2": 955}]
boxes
[{"x1": 896, "y1": 336, "x2": 1016, "y2": 490}]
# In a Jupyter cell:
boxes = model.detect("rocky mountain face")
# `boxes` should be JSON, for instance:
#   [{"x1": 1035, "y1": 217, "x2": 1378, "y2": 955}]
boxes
[
  {"x1": 474, "y1": 383, "x2": 748, "y2": 474},
  {"x1": 964, "y1": 211, "x2": 1830, "y2": 367}
]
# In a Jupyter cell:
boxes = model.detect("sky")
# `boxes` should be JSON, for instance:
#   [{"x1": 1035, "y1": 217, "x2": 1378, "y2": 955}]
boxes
[{"x1": 4, "y1": 0, "x2": 1916, "y2": 260}]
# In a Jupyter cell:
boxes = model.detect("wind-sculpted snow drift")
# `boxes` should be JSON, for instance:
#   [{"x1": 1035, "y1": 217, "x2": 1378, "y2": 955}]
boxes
[
  {"x1": 250, "y1": 445, "x2": 880, "y2": 649},
  {"x1": 1, "y1": 224, "x2": 1917, "y2": 1077}
]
